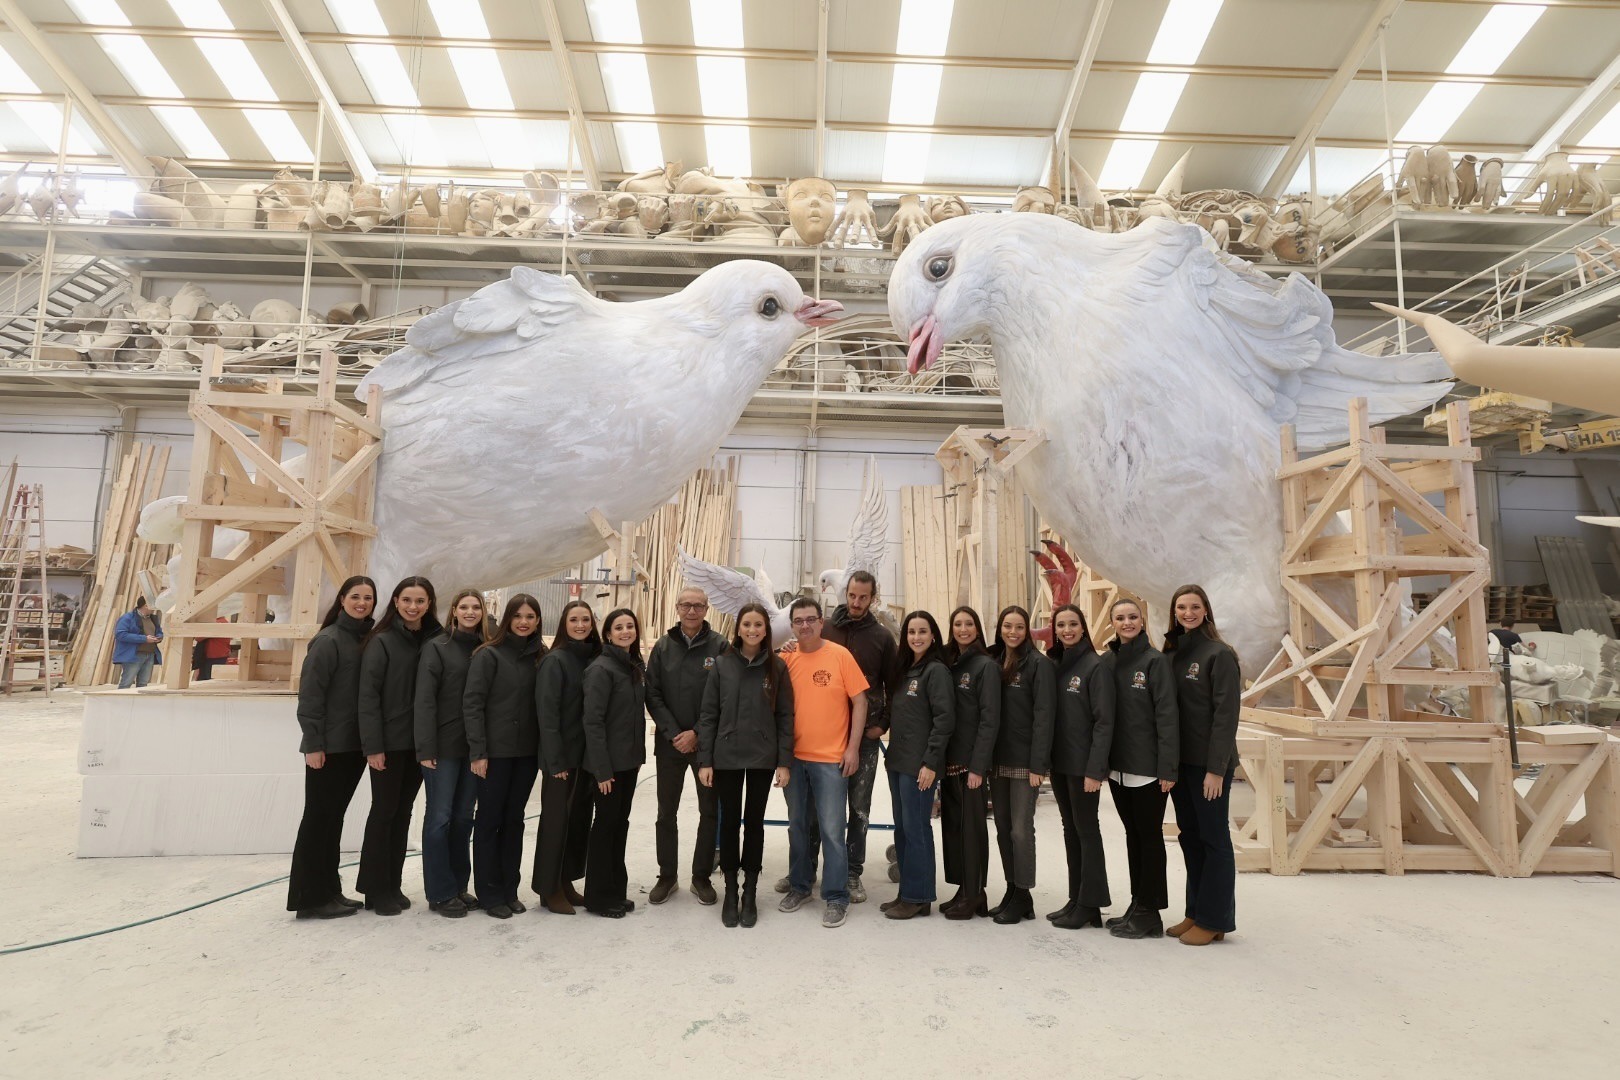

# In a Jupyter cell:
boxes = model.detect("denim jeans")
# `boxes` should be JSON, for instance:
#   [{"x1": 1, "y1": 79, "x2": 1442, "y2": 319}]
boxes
[
  {"x1": 786, "y1": 758, "x2": 849, "y2": 904},
  {"x1": 473, "y1": 756, "x2": 539, "y2": 907},
  {"x1": 117, "y1": 653, "x2": 156, "y2": 689},
  {"x1": 420, "y1": 758, "x2": 477, "y2": 904},
  {"x1": 888, "y1": 767, "x2": 938, "y2": 904},
  {"x1": 800, "y1": 736, "x2": 881, "y2": 877},
  {"x1": 1170, "y1": 761, "x2": 1237, "y2": 933}
]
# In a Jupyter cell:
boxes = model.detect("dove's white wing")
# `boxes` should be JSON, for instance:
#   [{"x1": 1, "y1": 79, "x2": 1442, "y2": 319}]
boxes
[
  {"x1": 841, "y1": 455, "x2": 889, "y2": 591},
  {"x1": 677, "y1": 547, "x2": 795, "y2": 643},
  {"x1": 1116, "y1": 218, "x2": 1452, "y2": 449}
]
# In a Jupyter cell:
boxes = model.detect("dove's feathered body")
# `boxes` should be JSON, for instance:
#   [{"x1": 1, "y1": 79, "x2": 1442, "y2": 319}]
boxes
[
  {"x1": 358, "y1": 261, "x2": 837, "y2": 591},
  {"x1": 889, "y1": 215, "x2": 1452, "y2": 669}
]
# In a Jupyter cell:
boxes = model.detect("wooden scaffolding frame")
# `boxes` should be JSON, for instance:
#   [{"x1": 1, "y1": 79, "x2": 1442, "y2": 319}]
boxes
[
  {"x1": 934, "y1": 426, "x2": 1044, "y2": 619},
  {"x1": 161, "y1": 346, "x2": 382, "y2": 690},
  {"x1": 1236, "y1": 398, "x2": 1620, "y2": 877}
]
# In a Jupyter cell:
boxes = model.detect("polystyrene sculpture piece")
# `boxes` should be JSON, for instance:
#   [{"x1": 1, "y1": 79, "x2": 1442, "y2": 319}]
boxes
[
  {"x1": 888, "y1": 215, "x2": 1451, "y2": 669},
  {"x1": 356, "y1": 262, "x2": 842, "y2": 589},
  {"x1": 830, "y1": 188, "x2": 879, "y2": 247},
  {"x1": 1425, "y1": 146, "x2": 1458, "y2": 208},
  {"x1": 781, "y1": 176, "x2": 837, "y2": 246},
  {"x1": 880, "y1": 194, "x2": 931, "y2": 254}
]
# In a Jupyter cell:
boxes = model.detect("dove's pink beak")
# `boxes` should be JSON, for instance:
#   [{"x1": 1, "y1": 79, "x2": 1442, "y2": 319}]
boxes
[
  {"x1": 795, "y1": 298, "x2": 844, "y2": 327},
  {"x1": 906, "y1": 314, "x2": 944, "y2": 375}
]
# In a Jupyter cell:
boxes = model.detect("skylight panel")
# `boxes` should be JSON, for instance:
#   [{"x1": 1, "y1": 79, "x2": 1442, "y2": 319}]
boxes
[
  {"x1": 244, "y1": 109, "x2": 313, "y2": 164},
  {"x1": 151, "y1": 104, "x2": 227, "y2": 159},
  {"x1": 585, "y1": 0, "x2": 664, "y2": 174},
  {"x1": 1095, "y1": 0, "x2": 1224, "y2": 191},
  {"x1": 1395, "y1": 3, "x2": 1545, "y2": 144},
  {"x1": 881, "y1": 0, "x2": 956, "y2": 186},
  {"x1": 690, "y1": 0, "x2": 750, "y2": 177},
  {"x1": 0, "y1": 47, "x2": 94, "y2": 154},
  {"x1": 1579, "y1": 100, "x2": 1620, "y2": 149},
  {"x1": 166, "y1": 0, "x2": 231, "y2": 30},
  {"x1": 67, "y1": 0, "x2": 128, "y2": 24},
  {"x1": 0, "y1": 44, "x2": 38, "y2": 92}
]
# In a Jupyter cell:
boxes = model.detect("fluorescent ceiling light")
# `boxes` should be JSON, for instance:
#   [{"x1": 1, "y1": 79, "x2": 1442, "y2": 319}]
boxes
[
  {"x1": 1396, "y1": 4, "x2": 1545, "y2": 144},
  {"x1": 691, "y1": 0, "x2": 750, "y2": 176},
  {"x1": 586, "y1": 0, "x2": 664, "y2": 174},
  {"x1": 882, "y1": 0, "x2": 955, "y2": 189},
  {"x1": 1095, "y1": 0, "x2": 1223, "y2": 191},
  {"x1": 1578, "y1": 100, "x2": 1620, "y2": 149}
]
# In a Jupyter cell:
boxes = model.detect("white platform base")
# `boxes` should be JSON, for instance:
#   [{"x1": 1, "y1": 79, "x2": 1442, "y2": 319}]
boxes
[{"x1": 77, "y1": 689, "x2": 387, "y2": 857}]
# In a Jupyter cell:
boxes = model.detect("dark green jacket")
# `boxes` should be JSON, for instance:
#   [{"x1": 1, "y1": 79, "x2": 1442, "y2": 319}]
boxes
[
  {"x1": 1050, "y1": 644, "x2": 1114, "y2": 780},
  {"x1": 463, "y1": 633, "x2": 543, "y2": 760},
  {"x1": 583, "y1": 644, "x2": 648, "y2": 781},
  {"x1": 990, "y1": 645, "x2": 1056, "y2": 775},
  {"x1": 646, "y1": 622, "x2": 726, "y2": 760},
  {"x1": 359, "y1": 620, "x2": 436, "y2": 755},
  {"x1": 885, "y1": 658, "x2": 956, "y2": 777},
  {"x1": 946, "y1": 650, "x2": 1000, "y2": 775},
  {"x1": 537, "y1": 639, "x2": 597, "y2": 775},
  {"x1": 296, "y1": 612, "x2": 373, "y2": 754},
  {"x1": 696, "y1": 646, "x2": 795, "y2": 771},
  {"x1": 1166, "y1": 627, "x2": 1241, "y2": 775},
  {"x1": 414, "y1": 627, "x2": 481, "y2": 763},
  {"x1": 1105, "y1": 635, "x2": 1179, "y2": 781}
]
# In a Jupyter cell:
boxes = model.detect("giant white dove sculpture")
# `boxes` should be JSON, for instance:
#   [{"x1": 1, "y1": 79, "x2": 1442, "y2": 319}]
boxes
[
  {"x1": 888, "y1": 214, "x2": 1452, "y2": 669},
  {"x1": 358, "y1": 262, "x2": 839, "y2": 589}
]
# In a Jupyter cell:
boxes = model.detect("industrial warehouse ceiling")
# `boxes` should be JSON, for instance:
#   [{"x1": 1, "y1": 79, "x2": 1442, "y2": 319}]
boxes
[{"x1": 0, "y1": 0, "x2": 1617, "y2": 197}]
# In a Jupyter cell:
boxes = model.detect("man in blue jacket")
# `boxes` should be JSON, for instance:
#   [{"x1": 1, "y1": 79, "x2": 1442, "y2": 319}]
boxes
[{"x1": 112, "y1": 596, "x2": 163, "y2": 689}]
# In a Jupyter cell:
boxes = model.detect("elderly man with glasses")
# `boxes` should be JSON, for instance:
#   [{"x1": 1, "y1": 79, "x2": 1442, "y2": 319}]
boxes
[
  {"x1": 646, "y1": 586, "x2": 728, "y2": 906},
  {"x1": 777, "y1": 597, "x2": 869, "y2": 928}
]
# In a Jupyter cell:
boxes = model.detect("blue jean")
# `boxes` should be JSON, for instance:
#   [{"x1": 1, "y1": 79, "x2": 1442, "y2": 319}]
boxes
[
  {"x1": 1170, "y1": 761, "x2": 1237, "y2": 933},
  {"x1": 888, "y1": 767, "x2": 938, "y2": 904},
  {"x1": 420, "y1": 758, "x2": 477, "y2": 904},
  {"x1": 118, "y1": 653, "x2": 156, "y2": 688},
  {"x1": 787, "y1": 758, "x2": 849, "y2": 904}
]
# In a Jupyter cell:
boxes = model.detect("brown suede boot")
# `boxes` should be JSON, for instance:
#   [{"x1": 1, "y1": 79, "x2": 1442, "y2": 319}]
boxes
[
  {"x1": 543, "y1": 889, "x2": 576, "y2": 915},
  {"x1": 1165, "y1": 917, "x2": 1196, "y2": 938},
  {"x1": 1179, "y1": 925, "x2": 1226, "y2": 946}
]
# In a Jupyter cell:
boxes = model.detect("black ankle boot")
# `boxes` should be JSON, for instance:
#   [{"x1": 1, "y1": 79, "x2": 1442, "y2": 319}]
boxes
[
  {"x1": 721, "y1": 876, "x2": 740, "y2": 928},
  {"x1": 1105, "y1": 900, "x2": 1138, "y2": 929},
  {"x1": 993, "y1": 887, "x2": 1034, "y2": 925},
  {"x1": 987, "y1": 888, "x2": 1013, "y2": 919},
  {"x1": 1053, "y1": 904, "x2": 1104, "y2": 930},
  {"x1": 1046, "y1": 897, "x2": 1077, "y2": 922},
  {"x1": 739, "y1": 876, "x2": 758, "y2": 928},
  {"x1": 940, "y1": 885, "x2": 966, "y2": 914}
]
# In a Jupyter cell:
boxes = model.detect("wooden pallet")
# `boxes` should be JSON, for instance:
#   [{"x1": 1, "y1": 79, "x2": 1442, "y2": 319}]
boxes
[{"x1": 160, "y1": 346, "x2": 381, "y2": 691}]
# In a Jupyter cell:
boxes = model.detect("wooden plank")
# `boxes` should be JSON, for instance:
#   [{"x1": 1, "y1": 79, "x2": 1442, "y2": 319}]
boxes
[
  {"x1": 1263, "y1": 734, "x2": 1288, "y2": 873},
  {"x1": 1287, "y1": 737, "x2": 1384, "y2": 872},
  {"x1": 1517, "y1": 725, "x2": 1607, "y2": 745},
  {"x1": 1516, "y1": 742, "x2": 1609, "y2": 876},
  {"x1": 1283, "y1": 460, "x2": 1363, "y2": 564},
  {"x1": 1395, "y1": 741, "x2": 1509, "y2": 875}
]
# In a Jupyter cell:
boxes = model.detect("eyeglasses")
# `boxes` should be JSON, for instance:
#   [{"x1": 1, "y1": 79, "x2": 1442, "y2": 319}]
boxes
[
  {"x1": 676, "y1": 602, "x2": 708, "y2": 612},
  {"x1": 790, "y1": 616, "x2": 821, "y2": 627}
]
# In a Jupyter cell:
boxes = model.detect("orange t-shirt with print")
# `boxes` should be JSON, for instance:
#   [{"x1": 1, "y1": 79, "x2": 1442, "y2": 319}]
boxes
[{"x1": 780, "y1": 640, "x2": 870, "y2": 763}]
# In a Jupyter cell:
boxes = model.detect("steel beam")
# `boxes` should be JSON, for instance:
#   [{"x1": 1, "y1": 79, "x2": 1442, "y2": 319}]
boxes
[
  {"x1": 261, "y1": 0, "x2": 376, "y2": 182},
  {"x1": 536, "y1": 0, "x2": 602, "y2": 191}
]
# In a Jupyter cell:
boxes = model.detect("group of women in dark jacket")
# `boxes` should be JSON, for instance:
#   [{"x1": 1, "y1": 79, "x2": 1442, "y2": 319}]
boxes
[{"x1": 287, "y1": 573, "x2": 1241, "y2": 944}]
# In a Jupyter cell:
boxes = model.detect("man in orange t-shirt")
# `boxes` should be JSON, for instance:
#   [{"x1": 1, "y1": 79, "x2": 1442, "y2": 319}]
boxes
[{"x1": 778, "y1": 597, "x2": 868, "y2": 927}]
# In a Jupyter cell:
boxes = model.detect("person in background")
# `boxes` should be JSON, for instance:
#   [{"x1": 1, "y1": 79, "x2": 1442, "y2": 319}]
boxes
[
  {"x1": 1162, "y1": 585, "x2": 1241, "y2": 947},
  {"x1": 1046, "y1": 604, "x2": 1114, "y2": 930},
  {"x1": 645, "y1": 586, "x2": 726, "y2": 907},
  {"x1": 940, "y1": 606, "x2": 999, "y2": 920},
  {"x1": 881, "y1": 611, "x2": 955, "y2": 920},
  {"x1": 986, "y1": 605, "x2": 1055, "y2": 926},
  {"x1": 286, "y1": 576, "x2": 376, "y2": 920},
  {"x1": 532, "y1": 599, "x2": 601, "y2": 914},
  {"x1": 464, "y1": 595, "x2": 545, "y2": 919},
  {"x1": 696, "y1": 602, "x2": 795, "y2": 928},
  {"x1": 1103, "y1": 598, "x2": 1179, "y2": 940},
  {"x1": 779, "y1": 571, "x2": 897, "y2": 905},
  {"x1": 1488, "y1": 618, "x2": 1535, "y2": 655},
  {"x1": 582, "y1": 608, "x2": 650, "y2": 919},
  {"x1": 778, "y1": 597, "x2": 869, "y2": 929},
  {"x1": 415, "y1": 588, "x2": 487, "y2": 918},
  {"x1": 191, "y1": 617, "x2": 231, "y2": 682},
  {"x1": 112, "y1": 596, "x2": 163, "y2": 689}
]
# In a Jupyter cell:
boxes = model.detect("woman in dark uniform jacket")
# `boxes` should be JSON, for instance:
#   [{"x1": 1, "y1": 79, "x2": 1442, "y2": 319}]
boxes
[
  {"x1": 987, "y1": 605, "x2": 1055, "y2": 926},
  {"x1": 1046, "y1": 603, "x2": 1114, "y2": 930},
  {"x1": 357, "y1": 576, "x2": 441, "y2": 916},
  {"x1": 940, "y1": 606, "x2": 999, "y2": 921},
  {"x1": 287, "y1": 575, "x2": 376, "y2": 919},
  {"x1": 1163, "y1": 584, "x2": 1241, "y2": 947},
  {"x1": 532, "y1": 599, "x2": 600, "y2": 915},
  {"x1": 463, "y1": 594, "x2": 545, "y2": 919},
  {"x1": 882, "y1": 611, "x2": 956, "y2": 921},
  {"x1": 1103, "y1": 597, "x2": 1179, "y2": 940},
  {"x1": 415, "y1": 588, "x2": 487, "y2": 918},
  {"x1": 582, "y1": 607, "x2": 649, "y2": 918},
  {"x1": 696, "y1": 602, "x2": 794, "y2": 928}
]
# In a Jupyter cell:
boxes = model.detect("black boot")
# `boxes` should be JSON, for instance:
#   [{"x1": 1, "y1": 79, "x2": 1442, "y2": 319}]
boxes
[
  {"x1": 739, "y1": 874, "x2": 759, "y2": 928},
  {"x1": 939, "y1": 885, "x2": 966, "y2": 915},
  {"x1": 1045, "y1": 897, "x2": 1077, "y2": 922},
  {"x1": 987, "y1": 888, "x2": 1014, "y2": 919},
  {"x1": 1105, "y1": 900, "x2": 1138, "y2": 929},
  {"x1": 993, "y1": 887, "x2": 1034, "y2": 925},
  {"x1": 1052, "y1": 904, "x2": 1104, "y2": 930},
  {"x1": 721, "y1": 875, "x2": 740, "y2": 928},
  {"x1": 1110, "y1": 906, "x2": 1164, "y2": 939}
]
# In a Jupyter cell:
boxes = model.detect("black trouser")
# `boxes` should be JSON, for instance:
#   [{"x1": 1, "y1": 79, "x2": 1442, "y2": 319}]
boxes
[
  {"x1": 1051, "y1": 773, "x2": 1111, "y2": 908},
  {"x1": 585, "y1": 767, "x2": 640, "y2": 911},
  {"x1": 531, "y1": 767, "x2": 594, "y2": 896},
  {"x1": 800, "y1": 735, "x2": 881, "y2": 878},
  {"x1": 655, "y1": 755, "x2": 717, "y2": 881},
  {"x1": 1169, "y1": 761, "x2": 1237, "y2": 933},
  {"x1": 473, "y1": 755, "x2": 539, "y2": 907},
  {"x1": 1109, "y1": 778, "x2": 1170, "y2": 912},
  {"x1": 357, "y1": 749, "x2": 423, "y2": 897},
  {"x1": 713, "y1": 767, "x2": 772, "y2": 879},
  {"x1": 940, "y1": 772, "x2": 989, "y2": 897},
  {"x1": 286, "y1": 750, "x2": 365, "y2": 911},
  {"x1": 990, "y1": 774, "x2": 1038, "y2": 890}
]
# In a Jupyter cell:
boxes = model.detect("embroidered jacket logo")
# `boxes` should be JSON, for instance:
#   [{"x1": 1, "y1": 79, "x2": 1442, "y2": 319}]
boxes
[
  {"x1": 703, "y1": 656, "x2": 716, "y2": 669},
  {"x1": 906, "y1": 678, "x2": 919, "y2": 697},
  {"x1": 1185, "y1": 662, "x2": 1199, "y2": 680},
  {"x1": 957, "y1": 672, "x2": 971, "y2": 690},
  {"x1": 1132, "y1": 670, "x2": 1147, "y2": 689},
  {"x1": 1066, "y1": 675, "x2": 1082, "y2": 693}
]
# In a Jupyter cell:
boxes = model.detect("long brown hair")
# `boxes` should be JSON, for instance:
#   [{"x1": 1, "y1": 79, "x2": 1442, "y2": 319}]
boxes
[
  {"x1": 993, "y1": 605, "x2": 1031, "y2": 684},
  {"x1": 477, "y1": 593, "x2": 547, "y2": 665},
  {"x1": 1047, "y1": 603, "x2": 1092, "y2": 663},
  {"x1": 320, "y1": 575, "x2": 376, "y2": 629},
  {"x1": 441, "y1": 588, "x2": 488, "y2": 642},
  {"x1": 1163, "y1": 583, "x2": 1227, "y2": 655},
  {"x1": 602, "y1": 607, "x2": 645, "y2": 683},
  {"x1": 551, "y1": 598, "x2": 600, "y2": 650},
  {"x1": 944, "y1": 605, "x2": 986, "y2": 664},
  {"x1": 364, "y1": 576, "x2": 442, "y2": 649}
]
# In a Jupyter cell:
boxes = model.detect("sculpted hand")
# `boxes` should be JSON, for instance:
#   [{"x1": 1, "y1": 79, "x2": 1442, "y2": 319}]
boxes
[
  {"x1": 831, "y1": 188, "x2": 878, "y2": 247},
  {"x1": 879, "y1": 195, "x2": 930, "y2": 255}
]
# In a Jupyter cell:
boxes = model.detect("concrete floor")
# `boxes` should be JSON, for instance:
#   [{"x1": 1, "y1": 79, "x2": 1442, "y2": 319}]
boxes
[{"x1": 2, "y1": 690, "x2": 1616, "y2": 1078}]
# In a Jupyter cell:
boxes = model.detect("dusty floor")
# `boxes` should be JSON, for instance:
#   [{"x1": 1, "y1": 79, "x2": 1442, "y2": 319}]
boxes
[{"x1": 1, "y1": 690, "x2": 1616, "y2": 1078}]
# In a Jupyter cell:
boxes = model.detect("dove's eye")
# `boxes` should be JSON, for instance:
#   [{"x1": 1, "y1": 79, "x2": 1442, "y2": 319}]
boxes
[
  {"x1": 759, "y1": 296, "x2": 780, "y2": 319},
  {"x1": 927, "y1": 256, "x2": 953, "y2": 281}
]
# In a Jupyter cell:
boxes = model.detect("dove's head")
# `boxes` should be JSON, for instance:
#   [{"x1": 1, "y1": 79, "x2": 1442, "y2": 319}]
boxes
[
  {"x1": 678, "y1": 260, "x2": 843, "y2": 375},
  {"x1": 889, "y1": 213, "x2": 1085, "y2": 374}
]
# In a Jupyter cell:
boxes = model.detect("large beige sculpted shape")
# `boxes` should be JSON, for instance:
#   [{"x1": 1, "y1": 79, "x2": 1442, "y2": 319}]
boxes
[{"x1": 782, "y1": 177, "x2": 837, "y2": 245}]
